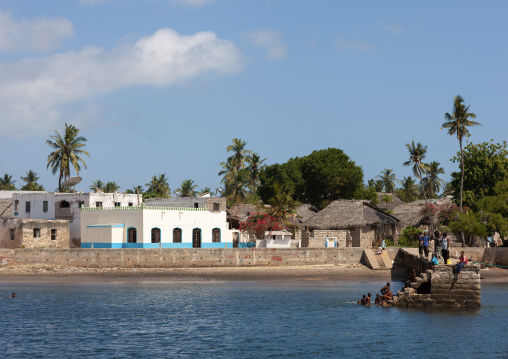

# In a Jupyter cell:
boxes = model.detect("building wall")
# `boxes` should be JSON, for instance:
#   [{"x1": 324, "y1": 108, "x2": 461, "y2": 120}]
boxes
[
  {"x1": 307, "y1": 230, "x2": 351, "y2": 248},
  {"x1": 80, "y1": 207, "x2": 233, "y2": 248},
  {"x1": 0, "y1": 218, "x2": 69, "y2": 249},
  {"x1": 145, "y1": 197, "x2": 227, "y2": 213}
]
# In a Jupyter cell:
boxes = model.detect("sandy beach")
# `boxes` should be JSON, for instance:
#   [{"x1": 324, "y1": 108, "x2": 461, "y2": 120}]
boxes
[{"x1": 1, "y1": 263, "x2": 507, "y2": 283}]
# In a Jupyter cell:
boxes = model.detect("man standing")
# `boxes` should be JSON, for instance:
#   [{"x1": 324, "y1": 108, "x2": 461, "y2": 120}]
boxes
[
  {"x1": 441, "y1": 233, "x2": 450, "y2": 264},
  {"x1": 421, "y1": 231, "x2": 430, "y2": 259}
]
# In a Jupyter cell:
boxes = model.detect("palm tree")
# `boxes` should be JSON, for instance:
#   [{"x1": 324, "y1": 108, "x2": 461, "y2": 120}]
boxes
[
  {"x1": 20, "y1": 170, "x2": 45, "y2": 191},
  {"x1": 367, "y1": 179, "x2": 384, "y2": 192},
  {"x1": 104, "y1": 182, "x2": 120, "y2": 193},
  {"x1": 177, "y1": 179, "x2": 198, "y2": 197},
  {"x1": 381, "y1": 195, "x2": 393, "y2": 210},
  {"x1": 46, "y1": 123, "x2": 90, "y2": 192},
  {"x1": 422, "y1": 161, "x2": 446, "y2": 198},
  {"x1": 223, "y1": 170, "x2": 249, "y2": 205},
  {"x1": 199, "y1": 187, "x2": 212, "y2": 196},
  {"x1": 246, "y1": 152, "x2": 266, "y2": 193},
  {"x1": 376, "y1": 169, "x2": 396, "y2": 193},
  {"x1": 146, "y1": 174, "x2": 170, "y2": 198},
  {"x1": 442, "y1": 95, "x2": 481, "y2": 211},
  {"x1": 396, "y1": 176, "x2": 419, "y2": 202},
  {"x1": 403, "y1": 141, "x2": 434, "y2": 236},
  {"x1": 226, "y1": 138, "x2": 252, "y2": 173},
  {"x1": 268, "y1": 182, "x2": 299, "y2": 228},
  {"x1": 0, "y1": 174, "x2": 17, "y2": 190},
  {"x1": 89, "y1": 180, "x2": 105, "y2": 191},
  {"x1": 125, "y1": 185, "x2": 144, "y2": 194}
]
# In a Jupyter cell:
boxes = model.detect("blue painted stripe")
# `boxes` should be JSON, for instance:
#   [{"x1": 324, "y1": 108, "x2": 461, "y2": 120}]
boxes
[
  {"x1": 201, "y1": 242, "x2": 233, "y2": 248},
  {"x1": 161, "y1": 243, "x2": 192, "y2": 249},
  {"x1": 86, "y1": 224, "x2": 125, "y2": 228},
  {"x1": 81, "y1": 243, "x2": 123, "y2": 249},
  {"x1": 81, "y1": 242, "x2": 234, "y2": 249}
]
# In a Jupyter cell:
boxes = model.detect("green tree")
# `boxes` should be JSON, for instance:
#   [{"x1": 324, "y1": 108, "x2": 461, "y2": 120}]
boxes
[
  {"x1": 89, "y1": 180, "x2": 105, "y2": 191},
  {"x1": 381, "y1": 195, "x2": 393, "y2": 210},
  {"x1": 199, "y1": 187, "x2": 212, "y2": 196},
  {"x1": 104, "y1": 182, "x2": 120, "y2": 193},
  {"x1": 146, "y1": 174, "x2": 171, "y2": 198},
  {"x1": 177, "y1": 179, "x2": 198, "y2": 197},
  {"x1": 367, "y1": 179, "x2": 384, "y2": 192},
  {"x1": 0, "y1": 174, "x2": 17, "y2": 190},
  {"x1": 403, "y1": 141, "x2": 434, "y2": 236},
  {"x1": 226, "y1": 138, "x2": 252, "y2": 173},
  {"x1": 450, "y1": 140, "x2": 508, "y2": 208},
  {"x1": 268, "y1": 182, "x2": 299, "y2": 228},
  {"x1": 395, "y1": 176, "x2": 419, "y2": 202},
  {"x1": 20, "y1": 170, "x2": 45, "y2": 191},
  {"x1": 46, "y1": 123, "x2": 90, "y2": 192},
  {"x1": 246, "y1": 152, "x2": 266, "y2": 193},
  {"x1": 442, "y1": 95, "x2": 481, "y2": 211},
  {"x1": 422, "y1": 161, "x2": 446, "y2": 198},
  {"x1": 376, "y1": 169, "x2": 396, "y2": 193},
  {"x1": 222, "y1": 170, "x2": 249, "y2": 205},
  {"x1": 125, "y1": 185, "x2": 144, "y2": 194}
]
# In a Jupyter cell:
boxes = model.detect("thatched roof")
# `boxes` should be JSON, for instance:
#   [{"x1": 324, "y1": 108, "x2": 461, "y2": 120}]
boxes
[
  {"x1": 307, "y1": 200, "x2": 400, "y2": 230},
  {"x1": 228, "y1": 204, "x2": 270, "y2": 222},
  {"x1": 376, "y1": 192, "x2": 405, "y2": 211},
  {"x1": 288, "y1": 204, "x2": 319, "y2": 227},
  {"x1": 392, "y1": 203, "x2": 425, "y2": 227}
]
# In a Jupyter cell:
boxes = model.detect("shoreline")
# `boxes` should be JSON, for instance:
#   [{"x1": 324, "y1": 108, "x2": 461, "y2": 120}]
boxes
[{"x1": 1, "y1": 263, "x2": 507, "y2": 284}]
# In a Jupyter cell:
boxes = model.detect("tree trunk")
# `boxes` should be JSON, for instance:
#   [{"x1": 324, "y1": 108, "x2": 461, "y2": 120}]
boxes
[{"x1": 459, "y1": 138, "x2": 465, "y2": 246}]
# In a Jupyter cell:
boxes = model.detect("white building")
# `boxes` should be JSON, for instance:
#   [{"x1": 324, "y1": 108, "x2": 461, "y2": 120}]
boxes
[
  {"x1": 12, "y1": 192, "x2": 141, "y2": 246},
  {"x1": 80, "y1": 205, "x2": 234, "y2": 248}
]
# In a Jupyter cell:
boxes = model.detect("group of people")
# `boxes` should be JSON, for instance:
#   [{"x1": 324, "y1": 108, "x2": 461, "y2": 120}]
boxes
[
  {"x1": 357, "y1": 282, "x2": 393, "y2": 306},
  {"x1": 418, "y1": 231, "x2": 450, "y2": 263}
]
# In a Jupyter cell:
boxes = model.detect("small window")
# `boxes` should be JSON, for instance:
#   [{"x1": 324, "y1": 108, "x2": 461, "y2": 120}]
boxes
[
  {"x1": 128, "y1": 202, "x2": 133, "y2": 207},
  {"x1": 26, "y1": 201, "x2": 30, "y2": 213},
  {"x1": 10, "y1": 229, "x2": 15, "y2": 241},
  {"x1": 213, "y1": 203, "x2": 220, "y2": 212},
  {"x1": 96, "y1": 202, "x2": 103, "y2": 208},
  {"x1": 14, "y1": 200, "x2": 19, "y2": 211},
  {"x1": 212, "y1": 228, "x2": 221, "y2": 243},
  {"x1": 60, "y1": 201, "x2": 70, "y2": 208},
  {"x1": 79, "y1": 201, "x2": 85, "y2": 208},
  {"x1": 128, "y1": 228, "x2": 137, "y2": 243},
  {"x1": 43, "y1": 201, "x2": 48, "y2": 212},
  {"x1": 151, "y1": 228, "x2": 161, "y2": 243},
  {"x1": 194, "y1": 203, "x2": 199, "y2": 209},
  {"x1": 33, "y1": 228, "x2": 41, "y2": 238},
  {"x1": 51, "y1": 229, "x2": 57, "y2": 240},
  {"x1": 115, "y1": 202, "x2": 121, "y2": 207},
  {"x1": 173, "y1": 228, "x2": 182, "y2": 243}
]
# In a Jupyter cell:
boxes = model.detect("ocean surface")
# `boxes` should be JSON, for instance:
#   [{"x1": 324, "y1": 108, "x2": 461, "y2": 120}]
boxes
[{"x1": 1, "y1": 279, "x2": 507, "y2": 359}]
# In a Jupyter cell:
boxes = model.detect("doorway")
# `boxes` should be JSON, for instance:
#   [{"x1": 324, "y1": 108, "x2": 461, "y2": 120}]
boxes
[{"x1": 192, "y1": 228, "x2": 201, "y2": 248}]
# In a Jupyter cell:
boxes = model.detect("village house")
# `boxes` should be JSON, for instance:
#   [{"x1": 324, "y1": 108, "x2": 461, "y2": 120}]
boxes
[
  {"x1": 0, "y1": 218, "x2": 70, "y2": 249},
  {"x1": 11, "y1": 192, "x2": 140, "y2": 247},
  {"x1": 80, "y1": 203, "x2": 235, "y2": 248}
]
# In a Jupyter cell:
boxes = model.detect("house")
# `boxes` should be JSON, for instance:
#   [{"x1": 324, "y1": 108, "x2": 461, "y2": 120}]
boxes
[
  {"x1": 12, "y1": 192, "x2": 141, "y2": 247},
  {"x1": 306, "y1": 200, "x2": 401, "y2": 248},
  {"x1": 145, "y1": 196, "x2": 227, "y2": 213},
  {"x1": 0, "y1": 218, "x2": 69, "y2": 249},
  {"x1": 80, "y1": 204, "x2": 235, "y2": 248}
]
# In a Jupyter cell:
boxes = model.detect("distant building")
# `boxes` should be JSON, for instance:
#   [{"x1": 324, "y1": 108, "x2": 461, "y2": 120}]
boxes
[
  {"x1": 0, "y1": 218, "x2": 69, "y2": 249},
  {"x1": 145, "y1": 196, "x2": 227, "y2": 213},
  {"x1": 11, "y1": 192, "x2": 141, "y2": 247}
]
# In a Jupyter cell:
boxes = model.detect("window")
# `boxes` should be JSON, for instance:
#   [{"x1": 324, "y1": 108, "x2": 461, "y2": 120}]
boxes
[
  {"x1": 14, "y1": 200, "x2": 19, "y2": 211},
  {"x1": 128, "y1": 228, "x2": 137, "y2": 243},
  {"x1": 151, "y1": 228, "x2": 161, "y2": 243},
  {"x1": 43, "y1": 201, "x2": 48, "y2": 212},
  {"x1": 128, "y1": 202, "x2": 133, "y2": 207},
  {"x1": 115, "y1": 202, "x2": 121, "y2": 207},
  {"x1": 96, "y1": 202, "x2": 103, "y2": 208},
  {"x1": 10, "y1": 229, "x2": 15, "y2": 241},
  {"x1": 60, "y1": 201, "x2": 70, "y2": 208},
  {"x1": 173, "y1": 228, "x2": 182, "y2": 243},
  {"x1": 194, "y1": 203, "x2": 199, "y2": 209},
  {"x1": 51, "y1": 229, "x2": 57, "y2": 240},
  {"x1": 79, "y1": 201, "x2": 85, "y2": 208},
  {"x1": 212, "y1": 228, "x2": 221, "y2": 243},
  {"x1": 25, "y1": 201, "x2": 30, "y2": 213},
  {"x1": 33, "y1": 228, "x2": 41, "y2": 238},
  {"x1": 213, "y1": 203, "x2": 220, "y2": 212}
]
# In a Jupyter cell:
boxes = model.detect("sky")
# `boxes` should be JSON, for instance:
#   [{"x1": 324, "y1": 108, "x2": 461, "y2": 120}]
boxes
[{"x1": 0, "y1": 0, "x2": 507, "y2": 195}]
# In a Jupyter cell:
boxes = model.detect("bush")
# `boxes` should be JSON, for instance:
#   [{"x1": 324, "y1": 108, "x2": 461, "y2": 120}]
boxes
[{"x1": 398, "y1": 226, "x2": 422, "y2": 248}]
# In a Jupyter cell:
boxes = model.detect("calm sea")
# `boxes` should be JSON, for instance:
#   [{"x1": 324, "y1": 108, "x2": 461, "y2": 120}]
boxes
[{"x1": 1, "y1": 279, "x2": 507, "y2": 359}]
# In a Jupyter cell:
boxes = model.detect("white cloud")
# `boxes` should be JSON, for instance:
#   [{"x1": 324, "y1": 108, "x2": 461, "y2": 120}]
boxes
[
  {"x1": 335, "y1": 37, "x2": 375, "y2": 52},
  {"x1": 0, "y1": 28, "x2": 243, "y2": 137},
  {"x1": 0, "y1": 11, "x2": 74, "y2": 53},
  {"x1": 378, "y1": 22, "x2": 404, "y2": 35},
  {"x1": 245, "y1": 29, "x2": 287, "y2": 60}
]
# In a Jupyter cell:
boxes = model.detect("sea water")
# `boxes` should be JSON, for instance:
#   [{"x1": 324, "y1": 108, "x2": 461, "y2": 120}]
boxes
[{"x1": 1, "y1": 280, "x2": 507, "y2": 358}]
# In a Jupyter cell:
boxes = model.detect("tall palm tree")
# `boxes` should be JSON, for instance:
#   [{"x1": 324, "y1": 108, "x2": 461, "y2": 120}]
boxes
[
  {"x1": 396, "y1": 176, "x2": 419, "y2": 202},
  {"x1": 376, "y1": 169, "x2": 396, "y2": 193},
  {"x1": 268, "y1": 182, "x2": 298, "y2": 228},
  {"x1": 442, "y1": 95, "x2": 481, "y2": 211},
  {"x1": 104, "y1": 182, "x2": 120, "y2": 193},
  {"x1": 422, "y1": 161, "x2": 446, "y2": 198},
  {"x1": 246, "y1": 152, "x2": 267, "y2": 193},
  {"x1": 223, "y1": 170, "x2": 249, "y2": 205},
  {"x1": 403, "y1": 141, "x2": 434, "y2": 235},
  {"x1": 89, "y1": 180, "x2": 105, "y2": 191},
  {"x1": 0, "y1": 174, "x2": 17, "y2": 190},
  {"x1": 46, "y1": 123, "x2": 90, "y2": 192},
  {"x1": 199, "y1": 187, "x2": 212, "y2": 196},
  {"x1": 367, "y1": 179, "x2": 384, "y2": 192},
  {"x1": 226, "y1": 138, "x2": 252, "y2": 173},
  {"x1": 177, "y1": 179, "x2": 198, "y2": 197},
  {"x1": 20, "y1": 170, "x2": 44, "y2": 191},
  {"x1": 146, "y1": 174, "x2": 170, "y2": 198},
  {"x1": 125, "y1": 185, "x2": 144, "y2": 194}
]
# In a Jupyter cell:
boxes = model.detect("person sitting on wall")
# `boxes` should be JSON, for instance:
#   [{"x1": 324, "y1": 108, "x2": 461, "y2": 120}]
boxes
[
  {"x1": 431, "y1": 252, "x2": 439, "y2": 266},
  {"x1": 455, "y1": 251, "x2": 468, "y2": 275}
]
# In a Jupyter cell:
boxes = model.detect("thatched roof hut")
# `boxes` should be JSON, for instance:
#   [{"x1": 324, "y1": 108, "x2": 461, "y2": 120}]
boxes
[
  {"x1": 392, "y1": 203, "x2": 425, "y2": 227},
  {"x1": 376, "y1": 192, "x2": 405, "y2": 211},
  {"x1": 307, "y1": 200, "x2": 400, "y2": 230},
  {"x1": 228, "y1": 204, "x2": 270, "y2": 223},
  {"x1": 288, "y1": 204, "x2": 319, "y2": 229}
]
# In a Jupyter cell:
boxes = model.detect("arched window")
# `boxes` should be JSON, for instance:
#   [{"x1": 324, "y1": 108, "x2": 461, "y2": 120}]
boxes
[
  {"x1": 60, "y1": 200, "x2": 70, "y2": 208},
  {"x1": 128, "y1": 227, "x2": 137, "y2": 243},
  {"x1": 151, "y1": 228, "x2": 161, "y2": 243},
  {"x1": 212, "y1": 228, "x2": 221, "y2": 243},
  {"x1": 173, "y1": 228, "x2": 182, "y2": 243}
]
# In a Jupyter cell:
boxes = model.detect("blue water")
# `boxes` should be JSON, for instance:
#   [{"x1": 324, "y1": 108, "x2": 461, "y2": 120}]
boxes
[{"x1": 1, "y1": 280, "x2": 507, "y2": 358}]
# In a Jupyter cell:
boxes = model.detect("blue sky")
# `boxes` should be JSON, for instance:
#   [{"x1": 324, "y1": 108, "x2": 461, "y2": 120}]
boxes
[{"x1": 0, "y1": 0, "x2": 506, "y2": 195}]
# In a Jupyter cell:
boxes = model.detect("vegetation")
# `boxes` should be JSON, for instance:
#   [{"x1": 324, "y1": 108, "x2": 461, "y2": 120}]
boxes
[
  {"x1": 395, "y1": 176, "x2": 419, "y2": 202},
  {"x1": 380, "y1": 195, "x2": 393, "y2": 210},
  {"x1": 0, "y1": 174, "x2": 17, "y2": 190},
  {"x1": 20, "y1": 170, "x2": 45, "y2": 191},
  {"x1": 377, "y1": 169, "x2": 396, "y2": 193},
  {"x1": 46, "y1": 123, "x2": 90, "y2": 192},
  {"x1": 146, "y1": 174, "x2": 171, "y2": 198},
  {"x1": 422, "y1": 161, "x2": 445, "y2": 198},
  {"x1": 176, "y1": 179, "x2": 198, "y2": 197},
  {"x1": 397, "y1": 226, "x2": 422, "y2": 247}
]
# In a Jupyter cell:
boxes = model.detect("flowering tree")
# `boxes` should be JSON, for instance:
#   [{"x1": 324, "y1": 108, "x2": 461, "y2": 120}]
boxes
[{"x1": 239, "y1": 214, "x2": 284, "y2": 239}]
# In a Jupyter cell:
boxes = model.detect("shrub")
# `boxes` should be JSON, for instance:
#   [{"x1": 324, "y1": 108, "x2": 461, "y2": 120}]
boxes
[{"x1": 398, "y1": 226, "x2": 422, "y2": 248}]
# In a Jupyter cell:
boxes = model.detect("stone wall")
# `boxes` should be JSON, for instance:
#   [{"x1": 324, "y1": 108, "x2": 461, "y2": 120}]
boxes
[
  {"x1": 2, "y1": 247, "x2": 365, "y2": 267},
  {"x1": 0, "y1": 218, "x2": 70, "y2": 249},
  {"x1": 308, "y1": 230, "x2": 351, "y2": 248},
  {"x1": 482, "y1": 248, "x2": 508, "y2": 267}
]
